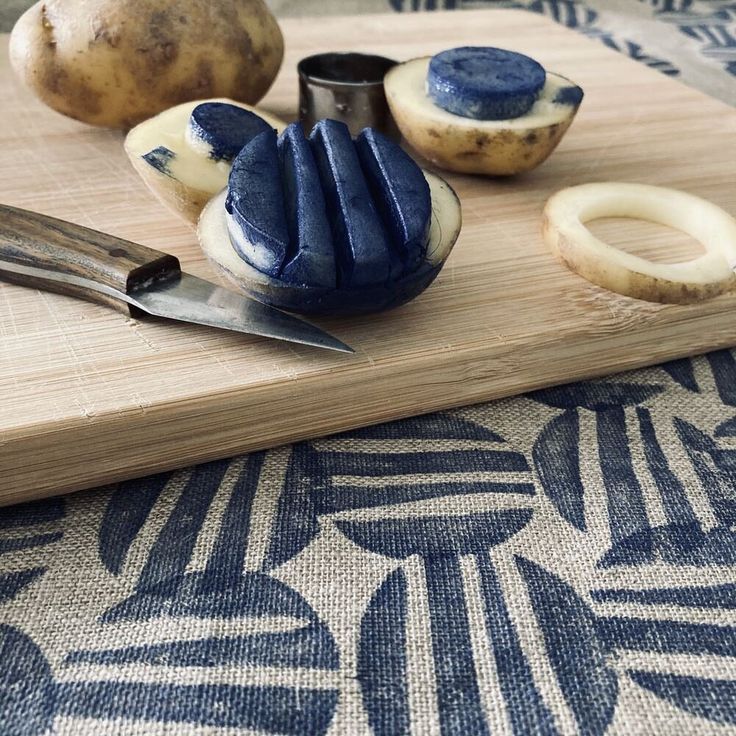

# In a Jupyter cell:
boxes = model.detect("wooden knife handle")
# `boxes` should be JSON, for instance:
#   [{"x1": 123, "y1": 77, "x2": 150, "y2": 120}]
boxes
[{"x1": 0, "y1": 203, "x2": 181, "y2": 314}]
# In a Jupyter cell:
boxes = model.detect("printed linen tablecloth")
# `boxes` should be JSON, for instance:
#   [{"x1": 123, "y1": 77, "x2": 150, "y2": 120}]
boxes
[{"x1": 3, "y1": 2, "x2": 736, "y2": 735}]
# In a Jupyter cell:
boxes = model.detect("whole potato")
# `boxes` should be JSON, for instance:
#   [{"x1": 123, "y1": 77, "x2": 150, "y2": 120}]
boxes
[{"x1": 9, "y1": 0, "x2": 284, "y2": 129}]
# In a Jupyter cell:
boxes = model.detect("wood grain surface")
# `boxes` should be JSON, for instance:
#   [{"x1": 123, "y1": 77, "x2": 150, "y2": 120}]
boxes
[{"x1": 2, "y1": 9, "x2": 736, "y2": 506}]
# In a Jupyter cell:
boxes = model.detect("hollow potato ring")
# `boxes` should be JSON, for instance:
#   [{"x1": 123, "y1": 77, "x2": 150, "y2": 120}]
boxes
[{"x1": 543, "y1": 182, "x2": 736, "y2": 304}]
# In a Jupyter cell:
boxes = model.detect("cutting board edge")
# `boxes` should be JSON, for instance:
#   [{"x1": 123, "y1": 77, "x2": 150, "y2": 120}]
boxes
[{"x1": 4, "y1": 322, "x2": 735, "y2": 507}]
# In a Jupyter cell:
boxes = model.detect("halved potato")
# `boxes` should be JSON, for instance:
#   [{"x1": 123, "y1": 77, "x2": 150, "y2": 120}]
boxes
[
  {"x1": 385, "y1": 56, "x2": 583, "y2": 176},
  {"x1": 125, "y1": 98, "x2": 287, "y2": 222},
  {"x1": 198, "y1": 171, "x2": 462, "y2": 316}
]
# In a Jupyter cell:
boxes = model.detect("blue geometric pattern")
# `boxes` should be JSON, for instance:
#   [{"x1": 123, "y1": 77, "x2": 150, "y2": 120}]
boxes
[
  {"x1": 4, "y1": 352, "x2": 736, "y2": 734},
  {"x1": 648, "y1": 0, "x2": 736, "y2": 76},
  {"x1": 3, "y1": 4, "x2": 736, "y2": 734}
]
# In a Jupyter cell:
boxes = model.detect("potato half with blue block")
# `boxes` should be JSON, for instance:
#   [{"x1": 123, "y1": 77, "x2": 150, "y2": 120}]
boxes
[
  {"x1": 198, "y1": 121, "x2": 462, "y2": 316},
  {"x1": 125, "y1": 98, "x2": 287, "y2": 223},
  {"x1": 385, "y1": 50, "x2": 583, "y2": 176}
]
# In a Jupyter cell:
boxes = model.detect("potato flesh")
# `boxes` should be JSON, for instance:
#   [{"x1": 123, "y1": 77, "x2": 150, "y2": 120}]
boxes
[{"x1": 124, "y1": 98, "x2": 286, "y2": 221}]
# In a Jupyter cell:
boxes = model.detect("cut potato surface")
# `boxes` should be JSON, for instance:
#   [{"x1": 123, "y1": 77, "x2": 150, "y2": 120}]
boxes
[
  {"x1": 356, "y1": 127, "x2": 432, "y2": 273},
  {"x1": 226, "y1": 129, "x2": 289, "y2": 276},
  {"x1": 199, "y1": 171, "x2": 462, "y2": 316},
  {"x1": 385, "y1": 56, "x2": 583, "y2": 175},
  {"x1": 278, "y1": 123, "x2": 336, "y2": 288},
  {"x1": 309, "y1": 120, "x2": 401, "y2": 288},
  {"x1": 125, "y1": 98, "x2": 287, "y2": 223},
  {"x1": 544, "y1": 182, "x2": 736, "y2": 303}
]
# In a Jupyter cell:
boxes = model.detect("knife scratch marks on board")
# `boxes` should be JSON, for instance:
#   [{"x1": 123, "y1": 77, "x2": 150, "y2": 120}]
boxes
[
  {"x1": 443, "y1": 260, "x2": 457, "y2": 287},
  {"x1": 125, "y1": 318, "x2": 160, "y2": 353},
  {"x1": 212, "y1": 353, "x2": 238, "y2": 381},
  {"x1": 271, "y1": 358, "x2": 300, "y2": 385},
  {"x1": 73, "y1": 399, "x2": 96, "y2": 420},
  {"x1": 0, "y1": 286, "x2": 20, "y2": 338},
  {"x1": 193, "y1": 341, "x2": 241, "y2": 383},
  {"x1": 127, "y1": 391, "x2": 152, "y2": 415},
  {"x1": 38, "y1": 292, "x2": 100, "y2": 416},
  {"x1": 577, "y1": 108, "x2": 645, "y2": 178},
  {"x1": 84, "y1": 136, "x2": 136, "y2": 180}
]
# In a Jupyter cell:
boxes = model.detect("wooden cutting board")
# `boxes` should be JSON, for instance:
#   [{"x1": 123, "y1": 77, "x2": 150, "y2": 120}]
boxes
[{"x1": 2, "y1": 9, "x2": 736, "y2": 506}]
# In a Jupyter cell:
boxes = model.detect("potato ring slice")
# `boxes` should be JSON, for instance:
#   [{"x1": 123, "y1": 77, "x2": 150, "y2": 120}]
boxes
[{"x1": 543, "y1": 182, "x2": 736, "y2": 304}]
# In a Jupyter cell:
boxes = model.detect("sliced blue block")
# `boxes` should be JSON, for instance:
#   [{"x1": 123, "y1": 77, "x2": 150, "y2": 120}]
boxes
[
  {"x1": 356, "y1": 128, "x2": 431, "y2": 273},
  {"x1": 225, "y1": 129, "x2": 289, "y2": 276},
  {"x1": 277, "y1": 123, "x2": 336, "y2": 288},
  {"x1": 187, "y1": 102, "x2": 273, "y2": 161},
  {"x1": 309, "y1": 119, "x2": 401, "y2": 288},
  {"x1": 428, "y1": 46, "x2": 546, "y2": 120}
]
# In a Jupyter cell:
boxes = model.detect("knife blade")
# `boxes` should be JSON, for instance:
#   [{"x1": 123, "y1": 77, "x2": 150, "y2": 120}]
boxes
[{"x1": 0, "y1": 203, "x2": 353, "y2": 354}]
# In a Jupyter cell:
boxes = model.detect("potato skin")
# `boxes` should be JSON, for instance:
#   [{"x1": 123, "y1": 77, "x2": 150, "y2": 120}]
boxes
[
  {"x1": 9, "y1": 0, "x2": 284, "y2": 129},
  {"x1": 391, "y1": 106, "x2": 574, "y2": 176}
]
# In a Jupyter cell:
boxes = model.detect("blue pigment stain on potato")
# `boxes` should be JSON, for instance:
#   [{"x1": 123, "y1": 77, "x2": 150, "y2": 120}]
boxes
[
  {"x1": 309, "y1": 120, "x2": 401, "y2": 288},
  {"x1": 278, "y1": 123, "x2": 336, "y2": 288},
  {"x1": 553, "y1": 85, "x2": 585, "y2": 107},
  {"x1": 225, "y1": 129, "x2": 289, "y2": 276},
  {"x1": 188, "y1": 102, "x2": 273, "y2": 161},
  {"x1": 356, "y1": 128, "x2": 431, "y2": 273},
  {"x1": 427, "y1": 46, "x2": 546, "y2": 120},
  {"x1": 142, "y1": 146, "x2": 176, "y2": 176}
]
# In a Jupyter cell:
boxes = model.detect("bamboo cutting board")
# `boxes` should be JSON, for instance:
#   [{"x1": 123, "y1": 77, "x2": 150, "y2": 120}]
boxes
[{"x1": 2, "y1": 9, "x2": 736, "y2": 506}]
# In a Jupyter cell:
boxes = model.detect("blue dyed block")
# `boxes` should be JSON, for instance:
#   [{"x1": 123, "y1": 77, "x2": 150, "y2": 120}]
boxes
[
  {"x1": 188, "y1": 102, "x2": 273, "y2": 161},
  {"x1": 309, "y1": 119, "x2": 400, "y2": 288},
  {"x1": 225, "y1": 129, "x2": 289, "y2": 276},
  {"x1": 428, "y1": 47, "x2": 546, "y2": 120},
  {"x1": 356, "y1": 128, "x2": 431, "y2": 273},
  {"x1": 142, "y1": 146, "x2": 175, "y2": 176},
  {"x1": 277, "y1": 123, "x2": 336, "y2": 288}
]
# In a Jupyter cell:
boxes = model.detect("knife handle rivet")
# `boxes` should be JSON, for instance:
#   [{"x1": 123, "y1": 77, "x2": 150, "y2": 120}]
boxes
[{"x1": 109, "y1": 248, "x2": 128, "y2": 258}]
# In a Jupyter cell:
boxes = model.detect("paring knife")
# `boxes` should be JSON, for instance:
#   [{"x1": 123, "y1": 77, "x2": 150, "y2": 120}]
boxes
[{"x1": 0, "y1": 204, "x2": 353, "y2": 354}]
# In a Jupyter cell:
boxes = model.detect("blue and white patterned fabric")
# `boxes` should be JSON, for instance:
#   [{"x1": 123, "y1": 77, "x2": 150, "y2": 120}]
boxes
[
  {"x1": 3, "y1": 353, "x2": 736, "y2": 734},
  {"x1": 3, "y1": 3, "x2": 736, "y2": 735}
]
